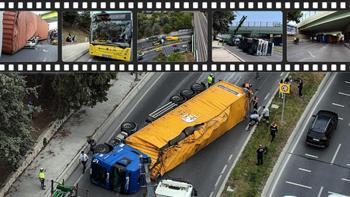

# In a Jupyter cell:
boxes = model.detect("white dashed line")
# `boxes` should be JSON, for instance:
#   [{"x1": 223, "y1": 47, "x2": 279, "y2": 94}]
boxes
[
  {"x1": 345, "y1": 81, "x2": 350, "y2": 84},
  {"x1": 328, "y1": 191, "x2": 350, "y2": 197},
  {"x1": 88, "y1": 58, "x2": 93, "y2": 62},
  {"x1": 305, "y1": 153, "x2": 319, "y2": 159},
  {"x1": 317, "y1": 186, "x2": 324, "y2": 197},
  {"x1": 221, "y1": 165, "x2": 227, "y2": 174},
  {"x1": 346, "y1": 164, "x2": 350, "y2": 167},
  {"x1": 298, "y1": 168, "x2": 311, "y2": 173},
  {"x1": 307, "y1": 50, "x2": 316, "y2": 58},
  {"x1": 331, "y1": 144, "x2": 341, "y2": 164},
  {"x1": 209, "y1": 191, "x2": 214, "y2": 197},
  {"x1": 280, "y1": 72, "x2": 283, "y2": 76},
  {"x1": 338, "y1": 92, "x2": 350, "y2": 97},
  {"x1": 215, "y1": 175, "x2": 222, "y2": 188},
  {"x1": 264, "y1": 92, "x2": 271, "y2": 101},
  {"x1": 228, "y1": 154, "x2": 233, "y2": 161},
  {"x1": 286, "y1": 181, "x2": 312, "y2": 189},
  {"x1": 338, "y1": 117, "x2": 343, "y2": 120},
  {"x1": 235, "y1": 76, "x2": 242, "y2": 85},
  {"x1": 341, "y1": 178, "x2": 350, "y2": 182},
  {"x1": 332, "y1": 103, "x2": 345, "y2": 108}
]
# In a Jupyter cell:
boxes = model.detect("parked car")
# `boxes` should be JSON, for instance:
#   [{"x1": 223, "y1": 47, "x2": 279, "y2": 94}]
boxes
[{"x1": 306, "y1": 110, "x2": 338, "y2": 148}]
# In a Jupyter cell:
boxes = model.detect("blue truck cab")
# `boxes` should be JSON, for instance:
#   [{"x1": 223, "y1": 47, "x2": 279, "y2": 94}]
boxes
[{"x1": 90, "y1": 143, "x2": 149, "y2": 194}]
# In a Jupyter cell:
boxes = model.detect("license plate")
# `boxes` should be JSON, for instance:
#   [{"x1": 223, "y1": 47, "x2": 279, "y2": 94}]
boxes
[
  {"x1": 102, "y1": 54, "x2": 111, "y2": 58},
  {"x1": 313, "y1": 138, "x2": 319, "y2": 142}
]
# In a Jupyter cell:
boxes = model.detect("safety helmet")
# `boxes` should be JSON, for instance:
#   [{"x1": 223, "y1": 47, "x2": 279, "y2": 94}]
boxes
[{"x1": 40, "y1": 168, "x2": 44, "y2": 171}]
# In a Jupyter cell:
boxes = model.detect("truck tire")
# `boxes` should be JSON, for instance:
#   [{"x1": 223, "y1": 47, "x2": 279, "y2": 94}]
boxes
[
  {"x1": 121, "y1": 122, "x2": 137, "y2": 135},
  {"x1": 94, "y1": 143, "x2": 113, "y2": 154},
  {"x1": 169, "y1": 95, "x2": 185, "y2": 105},
  {"x1": 191, "y1": 82, "x2": 206, "y2": 93},
  {"x1": 180, "y1": 89, "x2": 195, "y2": 100}
]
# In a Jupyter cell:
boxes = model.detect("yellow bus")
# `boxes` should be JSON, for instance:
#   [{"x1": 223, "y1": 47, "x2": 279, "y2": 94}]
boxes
[{"x1": 89, "y1": 11, "x2": 132, "y2": 62}]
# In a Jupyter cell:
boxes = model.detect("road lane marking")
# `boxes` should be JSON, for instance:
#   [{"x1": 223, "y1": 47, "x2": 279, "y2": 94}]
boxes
[
  {"x1": 307, "y1": 50, "x2": 316, "y2": 58},
  {"x1": 332, "y1": 103, "x2": 345, "y2": 108},
  {"x1": 345, "y1": 81, "x2": 350, "y2": 84},
  {"x1": 341, "y1": 178, "x2": 350, "y2": 182},
  {"x1": 235, "y1": 76, "x2": 242, "y2": 85},
  {"x1": 338, "y1": 92, "x2": 350, "y2": 97},
  {"x1": 331, "y1": 144, "x2": 341, "y2": 164},
  {"x1": 221, "y1": 165, "x2": 227, "y2": 174},
  {"x1": 280, "y1": 72, "x2": 283, "y2": 76},
  {"x1": 228, "y1": 154, "x2": 233, "y2": 161},
  {"x1": 298, "y1": 168, "x2": 311, "y2": 173},
  {"x1": 338, "y1": 117, "x2": 343, "y2": 120},
  {"x1": 215, "y1": 175, "x2": 222, "y2": 188},
  {"x1": 346, "y1": 164, "x2": 350, "y2": 167},
  {"x1": 264, "y1": 92, "x2": 271, "y2": 101},
  {"x1": 305, "y1": 153, "x2": 318, "y2": 159},
  {"x1": 318, "y1": 186, "x2": 324, "y2": 197},
  {"x1": 286, "y1": 181, "x2": 312, "y2": 189},
  {"x1": 328, "y1": 191, "x2": 350, "y2": 197},
  {"x1": 209, "y1": 191, "x2": 214, "y2": 197}
]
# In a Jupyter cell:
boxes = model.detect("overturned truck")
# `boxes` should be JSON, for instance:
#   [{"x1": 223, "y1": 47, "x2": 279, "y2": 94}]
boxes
[
  {"x1": 2, "y1": 11, "x2": 48, "y2": 54},
  {"x1": 90, "y1": 81, "x2": 249, "y2": 194}
]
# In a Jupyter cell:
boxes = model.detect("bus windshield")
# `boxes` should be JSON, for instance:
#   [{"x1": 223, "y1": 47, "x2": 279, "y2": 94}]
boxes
[{"x1": 91, "y1": 13, "x2": 132, "y2": 48}]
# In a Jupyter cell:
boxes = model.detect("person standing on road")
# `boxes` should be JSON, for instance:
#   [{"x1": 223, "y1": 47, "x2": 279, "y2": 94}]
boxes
[
  {"x1": 298, "y1": 79, "x2": 304, "y2": 97},
  {"x1": 79, "y1": 151, "x2": 89, "y2": 174},
  {"x1": 252, "y1": 96, "x2": 259, "y2": 111},
  {"x1": 270, "y1": 122, "x2": 278, "y2": 142},
  {"x1": 87, "y1": 137, "x2": 97, "y2": 154},
  {"x1": 207, "y1": 74, "x2": 215, "y2": 87},
  {"x1": 261, "y1": 106, "x2": 270, "y2": 126},
  {"x1": 279, "y1": 79, "x2": 284, "y2": 99},
  {"x1": 256, "y1": 145, "x2": 266, "y2": 165},
  {"x1": 38, "y1": 168, "x2": 46, "y2": 190}
]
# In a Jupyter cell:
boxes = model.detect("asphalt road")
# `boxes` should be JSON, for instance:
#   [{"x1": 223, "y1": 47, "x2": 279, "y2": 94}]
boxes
[
  {"x1": 0, "y1": 40, "x2": 57, "y2": 62},
  {"x1": 266, "y1": 73, "x2": 350, "y2": 197},
  {"x1": 65, "y1": 72, "x2": 286, "y2": 197},
  {"x1": 224, "y1": 45, "x2": 283, "y2": 62},
  {"x1": 287, "y1": 41, "x2": 350, "y2": 62},
  {"x1": 193, "y1": 12, "x2": 208, "y2": 61},
  {"x1": 140, "y1": 41, "x2": 191, "y2": 62}
]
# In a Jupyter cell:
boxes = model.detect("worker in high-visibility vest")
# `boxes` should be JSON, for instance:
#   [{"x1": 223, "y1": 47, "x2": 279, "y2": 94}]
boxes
[
  {"x1": 207, "y1": 74, "x2": 215, "y2": 87},
  {"x1": 38, "y1": 168, "x2": 46, "y2": 190}
]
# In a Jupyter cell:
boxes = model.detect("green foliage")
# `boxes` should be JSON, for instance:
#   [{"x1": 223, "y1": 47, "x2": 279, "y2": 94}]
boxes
[
  {"x1": 213, "y1": 11, "x2": 236, "y2": 37},
  {"x1": 287, "y1": 11, "x2": 303, "y2": 23},
  {"x1": 63, "y1": 11, "x2": 79, "y2": 25},
  {"x1": 63, "y1": 11, "x2": 91, "y2": 33},
  {"x1": 138, "y1": 12, "x2": 193, "y2": 38},
  {"x1": 0, "y1": 74, "x2": 37, "y2": 169},
  {"x1": 33, "y1": 74, "x2": 116, "y2": 119}
]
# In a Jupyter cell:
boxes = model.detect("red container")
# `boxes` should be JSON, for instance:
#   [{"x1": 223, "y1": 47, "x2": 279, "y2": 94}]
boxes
[{"x1": 2, "y1": 11, "x2": 49, "y2": 54}]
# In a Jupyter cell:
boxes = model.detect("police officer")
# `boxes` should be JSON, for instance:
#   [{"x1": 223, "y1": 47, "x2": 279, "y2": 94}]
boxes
[
  {"x1": 38, "y1": 168, "x2": 46, "y2": 190},
  {"x1": 270, "y1": 122, "x2": 278, "y2": 142},
  {"x1": 207, "y1": 74, "x2": 215, "y2": 87},
  {"x1": 79, "y1": 151, "x2": 89, "y2": 174},
  {"x1": 256, "y1": 145, "x2": 266, "y2": 165}
]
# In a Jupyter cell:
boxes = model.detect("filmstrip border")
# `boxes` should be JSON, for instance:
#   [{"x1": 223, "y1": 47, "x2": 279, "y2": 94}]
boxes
[
  {"x1": 0, "y1": 63, "x2": 349, "y2": 72},
  {"x1": 0, "y1": 1, "x2": 349, "y2": 10}
]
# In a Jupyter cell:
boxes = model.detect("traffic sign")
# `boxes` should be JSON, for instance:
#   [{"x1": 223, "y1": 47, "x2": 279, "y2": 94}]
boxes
[{"x1": 279, "y1": 83, "x2": 291, "y2": 94}]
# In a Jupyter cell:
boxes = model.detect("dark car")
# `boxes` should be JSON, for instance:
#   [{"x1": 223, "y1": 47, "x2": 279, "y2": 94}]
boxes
[{"x1": 306, "y1": 110, "x2": 338, "y2": 148}]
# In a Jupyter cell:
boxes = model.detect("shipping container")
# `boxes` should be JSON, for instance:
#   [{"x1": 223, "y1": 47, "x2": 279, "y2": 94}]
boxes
[{"x1": 2, "y1": 11, "x2": 49, "y2": 54}]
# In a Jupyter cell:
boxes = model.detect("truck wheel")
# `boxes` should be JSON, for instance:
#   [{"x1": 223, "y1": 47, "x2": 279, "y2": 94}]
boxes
[
  {"x1": 94, "y1": 143, "x2": 112, "y2": 154},
  {"x1": 191, "y1": 82, "x2": 206, "y2": 93},
  {"x1": 121, "y1": 122, "x2": 137, "y2": 135},
  {"x1": 180, "y1": 89, "x2": 195, "y2": 100},
  {"x1": 169, "y1": 95, "x2": 185, "y2": 105}
]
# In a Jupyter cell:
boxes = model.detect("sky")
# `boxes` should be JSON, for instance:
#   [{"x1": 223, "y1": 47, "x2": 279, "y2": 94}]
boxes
[{"x1": 231, "y1": 11, "x2": 282, "y2": 26}]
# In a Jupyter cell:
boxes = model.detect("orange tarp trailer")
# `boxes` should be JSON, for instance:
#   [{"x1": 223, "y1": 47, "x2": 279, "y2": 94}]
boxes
[
  {"x1": 126, "y1": 81, "x2": 248, "y2": 178},
  {"x1": 2, "y1": 11, "x2": 49, "y2": 54}
]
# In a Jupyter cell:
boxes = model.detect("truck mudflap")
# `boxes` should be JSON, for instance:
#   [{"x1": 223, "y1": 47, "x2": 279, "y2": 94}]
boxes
[{"x1": 125, "y1": 81, "x2": 248, "y2": 179}]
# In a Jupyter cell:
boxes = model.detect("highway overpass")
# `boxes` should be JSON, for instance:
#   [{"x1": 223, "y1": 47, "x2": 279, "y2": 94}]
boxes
[
  {"x1": 297, "y1": 11, "x2": 350, "y2": 40},
  {"x1": 228, "y1": 24, "x2": 282, "y2": 37}
]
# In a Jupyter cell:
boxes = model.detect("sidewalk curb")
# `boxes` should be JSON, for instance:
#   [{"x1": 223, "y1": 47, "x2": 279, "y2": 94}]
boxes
[
  {"x1": 261, "y1": 72, "x2": 332, "y2": 197},
  {"x1": 223, "y1": 46, "x2": 246, "y2": 62},
  {"x1": 216, "y1": 72, "x2": 289, "y2": 197},
  {"x1": 0, "y1": 113, "x2": 74, "y2": 197},
  {"x1": 44, "y1": 72, "x2": 156, "y2": 196}
]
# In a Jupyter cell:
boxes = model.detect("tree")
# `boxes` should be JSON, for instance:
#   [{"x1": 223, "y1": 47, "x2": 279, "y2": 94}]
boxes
[
  {"x1": 63, "y1": 11, "x2": 79, "y2": 25},
  {"x1": 163, "y1": 24, "x2": 172, "y2": 34},
  {"x1": 0, "y1": 74, "x2": 37, "y2": 169},
  {"x1": 213, "y1": 11, "x2": 236, "y2": 37},
  {"x1": 78, "y1": 11, "x2": 91, "y2": 32},
  {"x1": 287, "y1": 11, "x2": 303, "y2": 23},
  {"x1": 47, "y1": 73, "x2": 116, "y2": 119}
]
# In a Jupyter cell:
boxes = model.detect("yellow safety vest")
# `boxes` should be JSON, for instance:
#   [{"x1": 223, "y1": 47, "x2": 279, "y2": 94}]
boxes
[
  {"x1": 38, "y1": 172, "x2": 45, "y2": 179},
  {"x1": 208, "y1": 76, "x2": 213, "y2": 83}
]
